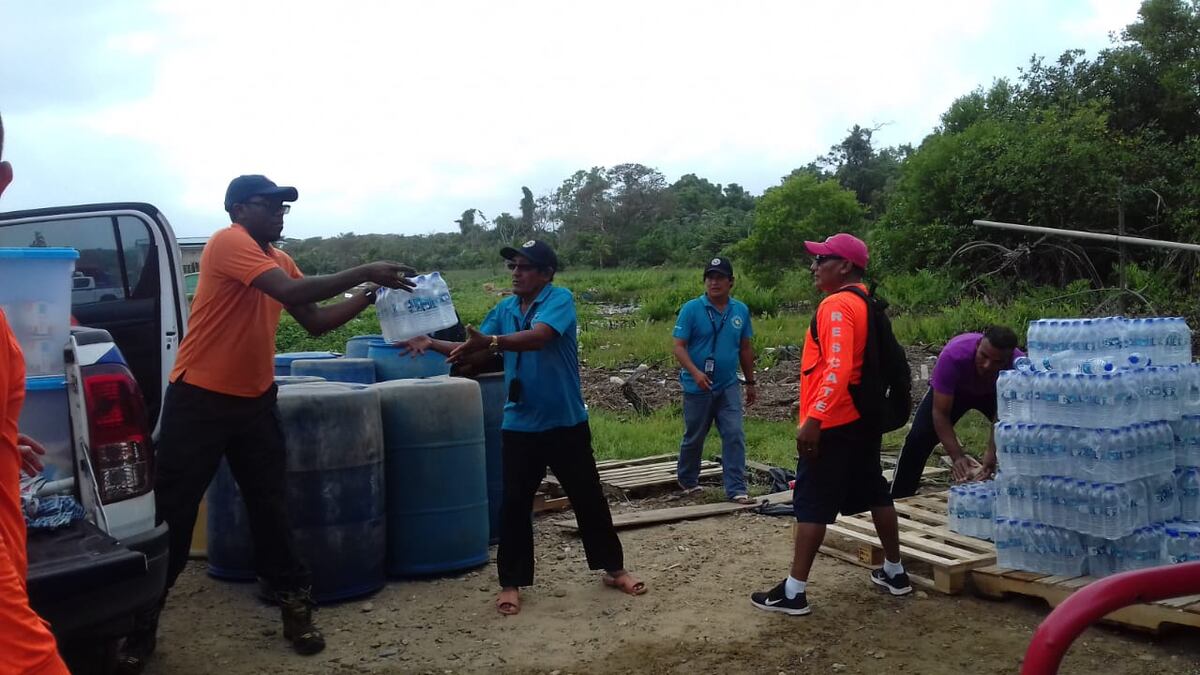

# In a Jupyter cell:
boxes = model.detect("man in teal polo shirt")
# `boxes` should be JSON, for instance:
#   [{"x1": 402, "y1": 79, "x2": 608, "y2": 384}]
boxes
[
  {"x1": 397, "y1": 240, "x2": 645, "y2": 616},
  {"x1": 672, "y1": 257, "x2": 756, "y2": 503}
]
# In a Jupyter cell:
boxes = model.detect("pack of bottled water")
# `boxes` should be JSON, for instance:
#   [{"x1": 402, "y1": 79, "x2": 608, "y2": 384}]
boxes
[
  {"x1": 1026, "y1": 316, "x2": 1191, "y2": 371},
  {"x1": 375, "y1": 272, "x2": 458, "y2": 342},
  {"x1": 1177, "y1": 466, "x2": 1200, "y2": 520},
  {"x1": 993, "y1": 472, "x2": 1178, "y2": 539},
  {"x1": 1170, "y1": 416, "x2": 1200, "y2": 466},
  {"x1": 994, "y1": 519, "x2": 1088, "y2": 576},
  {"x1": 993, "y1": 421, "x2": 1176, "y2": 481},
  {"x1": 948, "y1": 481, "x2": 995, "y2": 540},
  {"x1": 997, "y1": 366, "x2": 1192, "y2": 427},
  {"x1": 1164, "y1": 521, "x2": 1200, "y2": 563},
  {"x1": 986, "y1": 315, "x2": 1198, "y2": 576}
]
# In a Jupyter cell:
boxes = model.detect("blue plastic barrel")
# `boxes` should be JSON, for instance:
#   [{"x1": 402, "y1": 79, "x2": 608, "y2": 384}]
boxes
[
  {"x1": 274, "y1": 351, "x2": 339, "y2": 376},
  {"x1": 373, "y1": 377, "x2": 488, "y2": 575},
  {"x1": 475, "y1": 373, "x2": 506, "y2": 544},
  {"x1": 345, "y1": 334, "x2": 384, "y2": 358},
  {"x1": 292, "y1": 357, "x2": 377, "y2": 384},
  {"x1": 275, "y1": 375, "x2": 327, "y2": 386},
  {"x1": 367, "y1": 340, "x2": 451, "y2": 381},
  {"x1": 207, "y1": 382, "x2": 387, "y2": 602}
]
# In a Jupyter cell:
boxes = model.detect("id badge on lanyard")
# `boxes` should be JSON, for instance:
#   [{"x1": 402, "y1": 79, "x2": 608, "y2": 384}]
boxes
[{"x1": 704, "y1": 307, "x2": 729, "y2": 377}]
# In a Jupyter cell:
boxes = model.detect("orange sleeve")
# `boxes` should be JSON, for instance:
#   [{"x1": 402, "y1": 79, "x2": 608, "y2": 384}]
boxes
[
  {"x1": 808, "y1": 295, "x2": 859, "y2": 424},
  {"x1": 208, "y1": 228, "x2": 284, "y2": 286},
  {"x1": 274, "y1": 250, "x2": 304, "y2": 280}
]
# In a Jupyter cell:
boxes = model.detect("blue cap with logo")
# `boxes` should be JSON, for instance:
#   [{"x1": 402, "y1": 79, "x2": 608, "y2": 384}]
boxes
[
  {"x1": 224, "y1": 175, "x2": 299, "y2": 212},
  {"x1": 704, "y1": 256, "x2": 733, "y2": 278},
  {"x1": 501, "y1": 239, "x2": 559, "y2": 271}
]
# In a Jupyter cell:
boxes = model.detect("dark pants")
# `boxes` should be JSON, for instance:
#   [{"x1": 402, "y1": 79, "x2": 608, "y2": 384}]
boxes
[
  {"x1": 792, "y1": 417, "x2": 892, "y2": 524},
  {"x1": 891, "y1": 389, "x2": 995, "y2": 498},
  {"x1": 155, "y1": 380, "x2": 310, "y2": 592},
  {"x1": 497, "y1": 421, "x2": 623, "y2": 588}
]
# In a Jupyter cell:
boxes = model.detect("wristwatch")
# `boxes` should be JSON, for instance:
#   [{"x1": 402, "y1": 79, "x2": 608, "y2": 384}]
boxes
[
  {"x1": 489, "y1": 334, "x2": 500, "y2": 352},
  {"x1": 362, "y1": 286, "x2": 377, "y2": 302}
]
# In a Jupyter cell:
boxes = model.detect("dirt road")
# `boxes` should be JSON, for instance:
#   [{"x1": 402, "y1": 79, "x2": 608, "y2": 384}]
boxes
[{"x1": 147, "y1": 506, "x2": 1199, "y2": 674}]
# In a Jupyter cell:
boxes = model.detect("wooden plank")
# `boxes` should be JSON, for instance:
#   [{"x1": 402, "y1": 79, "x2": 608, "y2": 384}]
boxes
[
  {"x1": 826, "y1": 523, "x2": 960, "y2": 568},
  {"x1": 970, "y1": 567, "x2": 1200, "y2": 632},
  {"x1": 556, "y1": 490, "x2": 794, "y2": 531},
  {"x1": 599, "y1": 462, "x2": 719, "y2": 480},
  {"x1": 609, "y1": 468, "x2": 722, "y2": 489},
  {"x1": 830, "y1": 516, "x2": 991, "y2": 566},
  {"x1": 532, "y1": 495, "x2": 571, "y2": 514},
  {"x1": 592, "y1": 454, "x2": 676, "y2": 469},
  {"x1": 819, "y1": 545, "x2": 937, "y2": 592}
]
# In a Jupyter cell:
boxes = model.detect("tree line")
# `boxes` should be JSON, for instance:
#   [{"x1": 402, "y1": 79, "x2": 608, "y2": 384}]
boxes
[{"x1": 285, "y1": 0, "x2": 1200, "y2": 308}]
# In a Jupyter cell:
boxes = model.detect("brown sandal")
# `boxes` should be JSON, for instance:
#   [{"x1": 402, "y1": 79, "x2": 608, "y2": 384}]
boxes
[
  {"x1": 496, "y1": 588, "x2": 520, "y2": 615},
  {"x1": 601, "y1": 571, "x2": 647, "y2": 596}
]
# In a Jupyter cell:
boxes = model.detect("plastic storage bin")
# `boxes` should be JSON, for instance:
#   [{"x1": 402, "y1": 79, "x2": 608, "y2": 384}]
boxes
[
  {"x1": 0, "y1": 248, "x2": 79, "y2": 375},
  {"x1": 17, "y1": 375, "x2": 72, "y2": 479}
]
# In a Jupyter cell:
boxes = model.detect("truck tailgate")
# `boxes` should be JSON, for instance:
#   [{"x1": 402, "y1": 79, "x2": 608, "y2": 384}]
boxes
[{"x1": 27, "y1": 520, "x2": 169, "y2": 640}]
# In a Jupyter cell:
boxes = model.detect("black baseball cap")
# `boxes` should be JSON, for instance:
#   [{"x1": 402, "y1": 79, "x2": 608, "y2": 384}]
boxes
[
  {"x1": 501, "y1": 239, "x2": 559, "y2": 271},
  {"x1": 224, "y1": 175, "x2": 299, "y2": 212},
  {"x1": 704, "y1": 256, "x2": 734, "y2": 278}
]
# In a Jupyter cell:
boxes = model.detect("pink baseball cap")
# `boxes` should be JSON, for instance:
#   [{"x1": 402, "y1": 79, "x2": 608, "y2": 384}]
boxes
[{"x1": 804, "y1": 233, "x2": 869, "y2": 269}]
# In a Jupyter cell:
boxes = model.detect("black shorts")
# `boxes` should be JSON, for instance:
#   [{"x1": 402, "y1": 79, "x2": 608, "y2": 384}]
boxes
[{"x1": 792, "y1": 417, "x2": 893, "y2": 524}]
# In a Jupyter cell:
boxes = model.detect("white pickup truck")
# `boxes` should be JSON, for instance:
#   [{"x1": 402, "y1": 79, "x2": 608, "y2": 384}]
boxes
[{"x1": 0, "y1": 203, "x2": 189, "y2": 673}]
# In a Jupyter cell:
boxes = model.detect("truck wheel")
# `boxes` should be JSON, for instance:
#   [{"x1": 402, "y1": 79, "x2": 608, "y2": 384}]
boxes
[{"x1": 60, "y1": 637, "x2": 120, "y2": 675}]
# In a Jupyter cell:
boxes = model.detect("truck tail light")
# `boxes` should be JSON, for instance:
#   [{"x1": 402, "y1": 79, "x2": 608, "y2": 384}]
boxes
[{"x1": 81, "y1": 364, "x2": 154, "y2": 504}]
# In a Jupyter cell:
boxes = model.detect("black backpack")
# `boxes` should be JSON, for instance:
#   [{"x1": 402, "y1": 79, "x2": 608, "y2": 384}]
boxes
[{"x1": 808, "y1": 286, "x2": 912, "y2": 433}]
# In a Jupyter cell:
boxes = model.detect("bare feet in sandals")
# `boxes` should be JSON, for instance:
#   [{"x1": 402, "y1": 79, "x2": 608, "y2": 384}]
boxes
[
  {"x1": 496, "y1": 587, "x2": 520, "y2": 615},
  {"x1": 601, "y1": 570, "x2": 647, "y2": 596}
]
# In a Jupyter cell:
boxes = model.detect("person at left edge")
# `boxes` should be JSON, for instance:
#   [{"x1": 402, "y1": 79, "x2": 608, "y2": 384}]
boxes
[{"x1": 127, "y1": 175, "x2": 416, "y2": 665}]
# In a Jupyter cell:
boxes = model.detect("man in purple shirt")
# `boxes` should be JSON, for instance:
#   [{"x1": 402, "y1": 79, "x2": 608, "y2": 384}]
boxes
[{"x1": 890, "y1": 327, "x2": 1022, "y2": 498}]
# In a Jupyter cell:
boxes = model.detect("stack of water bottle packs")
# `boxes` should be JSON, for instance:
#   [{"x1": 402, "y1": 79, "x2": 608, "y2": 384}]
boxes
[{"x1": 949, "y1": 316, "x2": 1200, "y2": 577}]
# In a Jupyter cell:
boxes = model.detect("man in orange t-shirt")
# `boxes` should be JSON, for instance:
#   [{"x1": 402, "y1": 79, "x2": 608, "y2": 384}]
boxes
[
  {"x1": 751, "y1": 233, "x2": 910, "y2": 617},
  {"x1": 0, "y1": 113, "x2": 71, "y2": 674},
  {"x1": 138, "y1": 175, "x2": 414, "y2": 662}
]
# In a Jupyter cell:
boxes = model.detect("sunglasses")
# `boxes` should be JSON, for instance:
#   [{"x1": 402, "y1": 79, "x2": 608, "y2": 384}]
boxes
[
  {"x1": 245, "y1": 200, "x2": 290, "y2": 215},
  {"x1": 506, "y1": 262, "x2": 540, "y2": 272},
  {"x1": 813, "y1": 254, "x2": 844, "y2": 265}
]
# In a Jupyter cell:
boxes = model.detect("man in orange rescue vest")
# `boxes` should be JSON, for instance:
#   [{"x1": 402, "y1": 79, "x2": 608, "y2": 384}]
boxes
[
  {"x1": 751, "y1": 233, "x2": 911, "y2": 616},
  {"x1": 0, "y1": 112, "x2": 71, "y2": 674}
]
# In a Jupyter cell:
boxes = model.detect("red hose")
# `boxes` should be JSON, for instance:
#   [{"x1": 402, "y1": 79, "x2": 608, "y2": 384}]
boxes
[{"x1": 1021, "y1": 561, "x2": 1200, "y2": 674}]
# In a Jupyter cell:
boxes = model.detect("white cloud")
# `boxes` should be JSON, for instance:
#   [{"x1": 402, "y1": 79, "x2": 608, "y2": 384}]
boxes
[{"x1": 1, "y1": 0, "x2": 1143, "y2": 238}]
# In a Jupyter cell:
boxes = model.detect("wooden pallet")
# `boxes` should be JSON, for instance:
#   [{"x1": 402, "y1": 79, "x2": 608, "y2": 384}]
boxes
[
  {"x1": 971, "y1": 566, "x2": 1200, "y2": 632},
  {"x1": 818, "y1": 491, "x2": 996, "y2": 594},
  {"x1": 547, "y1": 457, "x2": 722, "y2": 492}
]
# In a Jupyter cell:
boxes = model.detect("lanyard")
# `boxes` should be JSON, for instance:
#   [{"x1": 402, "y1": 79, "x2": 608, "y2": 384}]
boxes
[
  {"x1": 512, "y1": 299, "x2": 539, "y2": 370},
  {"x1": 705, "y1": 305, "x2": 730, "y2": 358}
]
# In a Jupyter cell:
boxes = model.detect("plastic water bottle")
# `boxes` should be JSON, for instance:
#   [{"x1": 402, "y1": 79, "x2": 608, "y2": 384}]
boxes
[
  {"x1": 1165, "y1": 527, "x2": 1187, "y2": 564},
  {"x1": 1126, "y1": 352, "x2": 1151, "y2": 370},
  {"x1": 1177, "y1": 467, "x2": 1200, "y2": 520},
  {"x1": 1182, "y1": 365, "x2": 1200, "y2": 415},
  {"x1": 1080, "y1": 358, "x2": 1113, "y2": 376}
]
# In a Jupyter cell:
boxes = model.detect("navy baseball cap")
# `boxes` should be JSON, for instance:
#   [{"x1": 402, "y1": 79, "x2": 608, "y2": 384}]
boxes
[
  {"x1": 501, "y1": 239, "x2": 559, "y2": 271},
  {"x1": 704, "y1": 256, "x2": 734, "y2": 278},
  {"x1": 224, "y1": 175, "x2": 299, "y2": 212}
]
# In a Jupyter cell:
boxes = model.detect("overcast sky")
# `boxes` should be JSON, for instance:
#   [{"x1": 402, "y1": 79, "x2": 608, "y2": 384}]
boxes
[{"x1": 0, "y1": 0, "x2": 1142, "y2": 239}]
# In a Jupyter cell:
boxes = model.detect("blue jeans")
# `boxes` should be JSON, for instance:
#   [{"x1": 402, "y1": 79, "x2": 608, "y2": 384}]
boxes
[{"x1": 678, "y1": 384, "x2": 748, "y2": 497}]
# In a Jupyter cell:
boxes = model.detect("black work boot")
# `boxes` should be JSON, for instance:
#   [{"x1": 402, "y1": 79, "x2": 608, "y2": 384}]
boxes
[{"x1": 276, "y1": 587, "x2": 325, "y2": 655}]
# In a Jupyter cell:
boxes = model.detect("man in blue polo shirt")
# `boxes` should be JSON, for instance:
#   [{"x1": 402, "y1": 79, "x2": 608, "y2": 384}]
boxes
[
  {"x1": 672, "y1": 257, "x2": 756, "y2": 503},
  {"x1": 397, "y1": 240, "x2": 645, "y2": 617}
]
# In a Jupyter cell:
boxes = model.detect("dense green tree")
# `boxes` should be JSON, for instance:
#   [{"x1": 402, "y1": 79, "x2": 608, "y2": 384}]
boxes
[{"x1": 731, "y1": 173, "x2": 864, "y2": 277}]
